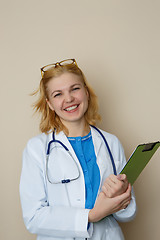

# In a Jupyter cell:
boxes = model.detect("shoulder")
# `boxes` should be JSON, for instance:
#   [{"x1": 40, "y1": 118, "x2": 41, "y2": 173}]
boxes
[
  {"x1": 96, "y1": 128, "x2": 127, "y2": 170},
  {"x1": 100, "y1": 128, "x2": 123, "y2": 149},
  {"x1": 91, "y1": 126, "x2": 124, "y2": 155},
  {"x1": 26, "y1": 132, "x2": 47, "y2": 147},
  {"x1": 24, "y1": 132, "x2": 50, "y2": 156},
  {"x1": 22, "y1": 133, "x2": 50, "y2": 168},
  {"x1": 99, "y1": 128, "x2": 119, "y2": 142},
  {"x1": 27, "y1": 132, "x2": 48, "y2": 145},
  {"x1": 91, "y1": 126, "x2": 120, "y2": 146}
]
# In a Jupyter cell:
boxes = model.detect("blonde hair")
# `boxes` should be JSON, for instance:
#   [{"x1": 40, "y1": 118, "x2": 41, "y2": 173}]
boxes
[{"x1": 33, "y1": 61, "x2": 101, "y2": 134}]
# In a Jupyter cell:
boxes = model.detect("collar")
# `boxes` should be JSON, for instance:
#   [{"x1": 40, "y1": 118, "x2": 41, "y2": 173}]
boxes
[{"x1": 47, "y1": 125, "x2": 103, "y2": 157}]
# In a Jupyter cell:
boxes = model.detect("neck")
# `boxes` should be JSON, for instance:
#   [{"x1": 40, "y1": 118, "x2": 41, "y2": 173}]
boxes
[{"x1": 62, "y1": 121, "x2": 90, "y2": 137}]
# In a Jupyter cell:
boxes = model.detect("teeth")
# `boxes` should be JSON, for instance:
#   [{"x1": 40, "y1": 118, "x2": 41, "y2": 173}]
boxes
[{"x1": 65, "y1": 105, "x2": 78, "y2": 111}]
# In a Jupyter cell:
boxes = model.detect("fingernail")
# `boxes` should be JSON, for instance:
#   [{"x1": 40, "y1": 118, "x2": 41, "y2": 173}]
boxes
[{"x1": 117, "y1": 174, "x2": 122, "y2": 180}]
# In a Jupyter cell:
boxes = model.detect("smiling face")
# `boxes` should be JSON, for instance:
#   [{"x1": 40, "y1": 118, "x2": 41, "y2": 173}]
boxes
[{"x1": 46, "y1": 72, "x2": 89, "y2": 128}]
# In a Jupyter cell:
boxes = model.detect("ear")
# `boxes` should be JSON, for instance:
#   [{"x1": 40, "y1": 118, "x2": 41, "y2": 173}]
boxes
[{"x1": 46, "y1": 98, "x2": 54, "y2": 111}]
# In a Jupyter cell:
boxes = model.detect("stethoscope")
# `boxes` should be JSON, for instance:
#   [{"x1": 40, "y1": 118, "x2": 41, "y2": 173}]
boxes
[{"x1": 46, "y1": 125, "x2": 117, "y2": 184}]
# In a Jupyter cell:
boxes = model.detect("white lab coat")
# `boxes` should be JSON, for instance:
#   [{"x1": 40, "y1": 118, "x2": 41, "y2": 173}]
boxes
[{"x1": 20, "y1": 126, "x2": 136, "y2": 240}]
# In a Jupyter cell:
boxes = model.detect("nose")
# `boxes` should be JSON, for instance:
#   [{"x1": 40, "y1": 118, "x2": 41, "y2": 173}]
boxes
[{"x1": 64, "y1": 92, "x2": 74, "y2": 103}]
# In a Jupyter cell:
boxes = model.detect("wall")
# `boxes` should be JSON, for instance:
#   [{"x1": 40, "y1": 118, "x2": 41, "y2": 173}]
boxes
[{"x1": 1, "y1": 0, "x2": 160, "y2": 239}]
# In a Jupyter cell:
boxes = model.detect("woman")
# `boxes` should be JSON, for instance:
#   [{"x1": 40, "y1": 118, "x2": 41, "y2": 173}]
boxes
[{"x1": 20, "y1": 59, "x2": 136, "y2": 240}]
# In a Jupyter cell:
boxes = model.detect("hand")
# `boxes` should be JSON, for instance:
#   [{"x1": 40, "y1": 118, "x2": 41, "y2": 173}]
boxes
[
  {"x1": 88, "y1": 183, "x2": 132, "y2": 223},
  {"x1": 102, "y1": 174, "x2": 129, "y2": 198}
]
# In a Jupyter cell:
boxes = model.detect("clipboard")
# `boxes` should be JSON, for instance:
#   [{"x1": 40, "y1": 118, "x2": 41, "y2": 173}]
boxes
[{"x1": 120, "y1": 141, "x2": 160, "y2": 185}]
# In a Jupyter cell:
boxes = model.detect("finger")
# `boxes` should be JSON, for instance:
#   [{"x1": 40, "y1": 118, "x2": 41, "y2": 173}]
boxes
[
  {"x1": 102, "y1": 185, "x2": 108, "y2": 196},
  {"x1": 123, "y1": 200, "x2": 131, "y2": 209},
  {"x1": 103, "y1": 175, "x2": 130, "y2": 198},
  {"x1": 104, "y1": 178, "x2": 121, "y2": 197},
  {"x1": 117, "y1": 174, "x2": 127, "y2": 182},
  {"x1": 121, "y1": 195, "x2": 132, "y2": 206},
  {"x1": 113, "y1": 196, "x2": 131, "y2": 213},
  {"x1": 109, "y1": 174, "x2": 128, "y2": 191},
  {"x1": 126, "y1": 183, "x2": 132, "y2": 193},
  {"x1": 109, "y1": 174, "x2": 121, "y2": 184},
  {"x1": 104, "y1": 176, "x2": 120, "y2": 192},
  {"x1": 118, "y1": 195, "x2": 131, "y2": 211},
  {"x1": 105, "y1": 178, "x2": 116, "y2": 189},
  {"x1": 116, "y1": 183, "x2": 132, "y2": 203},
  {"x1": 105, "y1": 181, "x2": 123, "y2": 197},
  {"x1": 110, "y1": 174, "x2": 129, "y2": 190},
  {"x1": 102, "y1": 182, "x2": 115, "y2": 197},
  {"x1": 103, "y1": 175, "x2": 117, "y2": 190}
]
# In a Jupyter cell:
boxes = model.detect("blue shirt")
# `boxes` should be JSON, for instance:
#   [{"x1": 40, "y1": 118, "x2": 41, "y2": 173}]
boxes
[{"x1": 68, "y1": 131, "x2": 100, "y2": 209}]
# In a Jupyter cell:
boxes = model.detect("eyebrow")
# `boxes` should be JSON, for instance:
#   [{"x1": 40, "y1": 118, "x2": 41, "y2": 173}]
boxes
[{"x1": 50, "y1": 83, "x2": 82, "y2": 97}]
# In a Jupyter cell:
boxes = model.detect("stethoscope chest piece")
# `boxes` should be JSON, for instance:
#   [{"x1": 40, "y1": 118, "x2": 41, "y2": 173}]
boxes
[{"x1": 46, "y1": 144, "x2": 80, "y2": 184}]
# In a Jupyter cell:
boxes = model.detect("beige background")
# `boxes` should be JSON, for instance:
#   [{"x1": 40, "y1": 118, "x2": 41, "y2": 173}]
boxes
[{"x1": 1, "y1": 0, "x2": 160, "y2": 239}]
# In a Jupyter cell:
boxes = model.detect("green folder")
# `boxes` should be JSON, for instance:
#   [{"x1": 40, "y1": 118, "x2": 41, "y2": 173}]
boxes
[{"x1": 120, "y1": 141, "x2": 160, "y2": 185}]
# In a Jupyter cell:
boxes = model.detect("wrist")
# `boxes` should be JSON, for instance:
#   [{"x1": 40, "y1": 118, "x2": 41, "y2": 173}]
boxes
[
  {"x1": 88, "y1": 208, "x2": 103, "y2": 223},
  {"x1": 88, "y1": 208, "x2": 96, "y2": 223}
]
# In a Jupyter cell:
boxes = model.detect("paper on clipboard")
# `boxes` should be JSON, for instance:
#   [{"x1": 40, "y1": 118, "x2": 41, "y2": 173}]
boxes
[{"x1": 120, "y1": 141, "x2": 160, "y2": 185}]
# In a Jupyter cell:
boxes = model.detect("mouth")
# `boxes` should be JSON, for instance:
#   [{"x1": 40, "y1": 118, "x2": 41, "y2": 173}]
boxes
[{"x1": 64, "y1": 104, "x2": 79, "y2": 112}]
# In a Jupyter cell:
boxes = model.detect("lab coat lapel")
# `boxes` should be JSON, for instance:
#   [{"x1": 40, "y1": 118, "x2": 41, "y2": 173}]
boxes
[
  {"x1": 90, "y1": 126, "x2": 103, "y2": 157},
  {"x1": 55, "y1": 131, "x2": 79, "y2": 161},
  {"x1": 54, "y1": 130, "x2": 86, "y2": 208},
  {"x1": 53, "y1": 130, "x2": 83, "y2": 173},
  {"x1": 91, "y1": 126, "x2": 113, "y2": 190}
]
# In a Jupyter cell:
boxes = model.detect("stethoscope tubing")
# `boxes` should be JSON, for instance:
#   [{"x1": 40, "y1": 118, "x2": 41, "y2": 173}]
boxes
[
  {"x1": 90, "y1": 125, "x2": 117, "y2": 175},
  {"x1": 46, "y1": 148, "x2": 80, "y2": 184},
  {"x1": 47, "y1": 132, "x2": 69, "y2": 155},
  {"x1": 46, "y1": 125, "x2": 117, "y2": 184}
]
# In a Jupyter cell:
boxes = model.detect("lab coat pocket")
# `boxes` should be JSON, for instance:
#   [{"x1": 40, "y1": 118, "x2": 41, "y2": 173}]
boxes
[{"x1": 47, "y1": 145, "x2": 80, "y2": 184}]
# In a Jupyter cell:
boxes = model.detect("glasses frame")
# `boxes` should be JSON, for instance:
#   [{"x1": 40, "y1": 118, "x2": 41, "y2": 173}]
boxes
[{"x1": 41, "y1": 58, "x2": 77, "y2": 77}]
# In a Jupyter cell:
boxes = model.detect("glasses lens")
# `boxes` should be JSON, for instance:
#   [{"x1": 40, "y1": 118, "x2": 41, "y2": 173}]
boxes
[
  {"x1": 42, "y1": 64, "x2": 56, "y2": 72},
  {"x1": 60, "y1": 59, "x2": 74, "y2": 66}
]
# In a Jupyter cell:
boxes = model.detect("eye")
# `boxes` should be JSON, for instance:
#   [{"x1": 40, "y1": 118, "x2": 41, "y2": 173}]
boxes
[
  {"x1": 72, "y1": 87, "x2": 80, "y2": 91},
  {"x1": 53, "y1": 93, "x2": 62, "y2": 98}
]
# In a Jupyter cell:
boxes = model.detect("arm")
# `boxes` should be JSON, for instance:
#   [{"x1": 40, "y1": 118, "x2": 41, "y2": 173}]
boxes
[
  {"x1": 88, "y1": 183, "x2": 132, "y2": 222},
  {"x1": 102, "y1": 135, "x2": 137, "y2": 222},
  {"x1": 95, "y1": 131, "x2": 137, "y2": 222},
  {"x1": 112, "y1": 139, "x2": 137, "y2": 222},
  {"x1": 102, "y1": 174, "x2": 129, "y2": 198},
  {"x1": 101, "y1": 173, "x2": 136, "y2": 222},
  {"x1": 19, "y1": 137, "x2": 92, "y2": 238}
]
